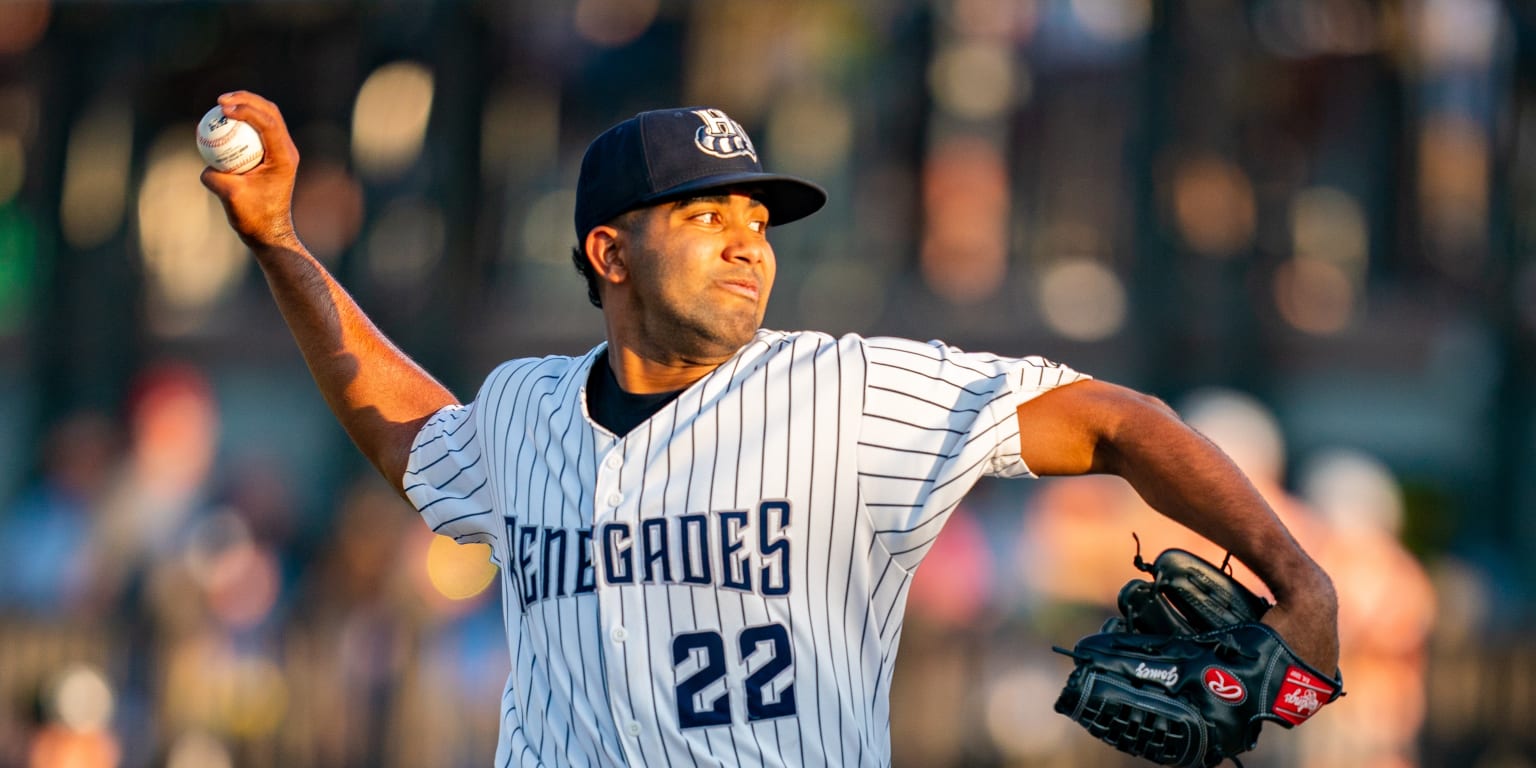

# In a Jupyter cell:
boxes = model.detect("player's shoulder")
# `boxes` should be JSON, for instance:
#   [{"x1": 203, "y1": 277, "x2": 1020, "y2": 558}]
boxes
[
  {"x1": 476, "y1": 347, "x2": 602, "y2": 401},
  {"x1": 857, "y1": 334, "x2": 1085, "y2": 383},
  {"x1": 759, "y1": 330, "x2": 968, "y2": 368},
  {"x1": 855, "y1": 334, "x2": 977, "y2": 370},
  {"x1": 753, "y1": 328, "x2": 872, "y2": 363}
]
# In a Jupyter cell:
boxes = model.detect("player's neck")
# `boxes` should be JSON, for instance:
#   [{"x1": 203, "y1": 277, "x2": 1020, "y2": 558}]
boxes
[{"x1": 604, "y1": 344, "x2": 724, "y2": 394}]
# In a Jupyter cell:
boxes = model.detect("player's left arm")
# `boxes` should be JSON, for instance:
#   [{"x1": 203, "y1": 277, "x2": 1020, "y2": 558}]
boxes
[{"x1": 1015, "y1": 379, "x2": 1340, "y2": 674}]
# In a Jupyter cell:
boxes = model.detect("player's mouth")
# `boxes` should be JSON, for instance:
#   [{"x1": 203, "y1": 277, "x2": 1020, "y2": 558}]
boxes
[{"x1": 718, "y1": 278, "x2": 760, "y2": 302}]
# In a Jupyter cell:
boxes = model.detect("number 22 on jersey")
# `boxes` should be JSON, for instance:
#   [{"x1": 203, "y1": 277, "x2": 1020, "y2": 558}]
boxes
[{"x1": 673, "y1": 622, "x2": 796, "y2": 728}]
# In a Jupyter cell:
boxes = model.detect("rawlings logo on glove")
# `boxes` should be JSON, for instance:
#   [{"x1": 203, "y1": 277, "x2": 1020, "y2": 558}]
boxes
[
  {"x1": 1052, "y1": 543, "x2": 1343, "y2": 767},
  {"x1": 1203, "y1": 667, "x2": 1245, "y2": 703}
]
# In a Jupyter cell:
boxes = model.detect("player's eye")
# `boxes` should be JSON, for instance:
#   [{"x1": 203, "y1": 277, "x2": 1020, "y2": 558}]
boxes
[
  {"x1": 692, "y1": 211, "x2": 721, "y2": 225},
  {"x1": 749, "y1": 220, "x2": 767, "y2": 233}
]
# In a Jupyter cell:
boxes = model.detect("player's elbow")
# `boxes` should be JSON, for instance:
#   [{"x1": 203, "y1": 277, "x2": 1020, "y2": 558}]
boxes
[{"x1": 1088, "y1": 385, "x2": 1188, "y2": 475}]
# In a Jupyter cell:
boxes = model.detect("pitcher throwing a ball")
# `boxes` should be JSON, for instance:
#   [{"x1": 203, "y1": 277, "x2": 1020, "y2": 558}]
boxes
[{"x1": 201, "y1": 91, "x2": 1339, "y2": 767}]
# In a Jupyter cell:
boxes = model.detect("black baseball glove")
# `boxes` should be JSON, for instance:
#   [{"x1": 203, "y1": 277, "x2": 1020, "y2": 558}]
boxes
[{"x1": 1053, "y1": 544, "x2": 1343, "y2": 767}]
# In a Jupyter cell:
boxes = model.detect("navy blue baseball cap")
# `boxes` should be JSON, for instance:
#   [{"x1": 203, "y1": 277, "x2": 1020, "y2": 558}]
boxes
[{"x1": 574, "y1": 107, "x2": 827, "y2": 241}]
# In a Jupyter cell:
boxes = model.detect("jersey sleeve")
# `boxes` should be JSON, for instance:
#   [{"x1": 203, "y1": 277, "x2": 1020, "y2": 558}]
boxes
[
  {"x1": 857, "y1": 336, "x2": 1088, "y2": 566},
  {"x1": 403, "y1": 402, "x2": 497, "y2": 545}
]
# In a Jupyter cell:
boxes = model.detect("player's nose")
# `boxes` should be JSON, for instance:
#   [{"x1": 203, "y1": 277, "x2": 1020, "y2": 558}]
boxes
[{"x1": 722, "y1": 226, "x2": 768, "y2": 265}]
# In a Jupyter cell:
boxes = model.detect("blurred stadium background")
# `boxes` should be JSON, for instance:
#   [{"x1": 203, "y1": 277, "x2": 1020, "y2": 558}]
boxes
[{"x1": 0, "y1": 0, "x2": 1533, "y2": 766}]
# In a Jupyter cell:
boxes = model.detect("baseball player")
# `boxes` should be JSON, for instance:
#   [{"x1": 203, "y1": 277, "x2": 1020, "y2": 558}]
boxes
[{"x1": 202, "y1": 91, "x2": 1340, "y2": 766}]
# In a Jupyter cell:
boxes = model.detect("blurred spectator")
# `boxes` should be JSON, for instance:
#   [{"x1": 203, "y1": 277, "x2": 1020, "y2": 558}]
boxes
[
  {"x1": 1297, "y1": 448, "x2": 1436, "y2": 768},
  {"x1": 0, "y1": 411, "x2": 122, "y2": 616},
  {"x1": 85, "y1": 362, "x2": 220, "y2": 616}
]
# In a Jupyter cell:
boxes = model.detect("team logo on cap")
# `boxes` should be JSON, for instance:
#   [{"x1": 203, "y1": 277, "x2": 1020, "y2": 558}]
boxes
[{"x1": 692, "y1": 108, "x2": 757, "y2": 162}]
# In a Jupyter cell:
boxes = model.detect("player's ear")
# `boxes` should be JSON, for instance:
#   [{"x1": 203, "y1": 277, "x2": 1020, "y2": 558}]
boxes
[{"x1": 584, "y1": 225, "x2": 628, "y2": 286}]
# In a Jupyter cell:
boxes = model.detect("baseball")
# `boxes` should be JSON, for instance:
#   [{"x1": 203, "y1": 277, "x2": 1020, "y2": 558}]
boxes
[{"x1": 196, "y1": 105, "x2": 264, "y2": 174}]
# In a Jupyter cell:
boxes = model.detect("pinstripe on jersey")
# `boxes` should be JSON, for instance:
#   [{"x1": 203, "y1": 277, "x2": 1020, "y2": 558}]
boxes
[{"x1": 404, "y1": 329, "x2": 1087, "y2": 767}]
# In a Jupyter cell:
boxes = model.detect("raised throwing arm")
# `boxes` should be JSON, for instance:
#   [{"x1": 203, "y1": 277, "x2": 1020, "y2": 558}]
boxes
[{"x1": 200, "y1": 91, "x2": 458, "y2": 490}]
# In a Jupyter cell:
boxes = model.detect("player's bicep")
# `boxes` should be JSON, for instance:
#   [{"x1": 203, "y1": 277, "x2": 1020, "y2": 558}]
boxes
[{"x1": 1016, "y1": 379, "x2": 1173, "y2": 477}]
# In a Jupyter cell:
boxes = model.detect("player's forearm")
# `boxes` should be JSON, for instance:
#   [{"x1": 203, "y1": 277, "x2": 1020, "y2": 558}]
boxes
[
  {"x1": 252, "y1": 239, "x2": 458, "y2": 486},
  {"x1": 1097, "y1": 400, "x2": 1339, "y2": 668},
  {"x1": 1098, "y1": 402, "x2": 1332, "y2": 598}
]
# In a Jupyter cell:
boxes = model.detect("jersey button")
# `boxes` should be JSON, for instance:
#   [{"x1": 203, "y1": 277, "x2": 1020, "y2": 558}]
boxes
[
  {"x1": 605, "y1": 453, "x2": 623, "y2": 470},
  {"x1": 625, "y1": 720, "x2": 642, "y2": 736},
  {"x1": 606, "y1": 492, "x2": 623, "y2": 507},
  {"x1": 611, "y1": 626, "x2": 628, "y2": 643}
]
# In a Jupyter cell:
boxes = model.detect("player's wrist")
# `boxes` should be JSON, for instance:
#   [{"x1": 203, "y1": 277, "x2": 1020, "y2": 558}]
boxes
[
  {"x1": 1266, "y1": 555, "x2": 1336, "y2": 606},
  {"x1": 243, "y1": 220, "x2": 303, "y2": 254}
]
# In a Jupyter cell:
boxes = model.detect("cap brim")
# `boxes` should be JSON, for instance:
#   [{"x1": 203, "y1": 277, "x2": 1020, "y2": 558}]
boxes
[{"x1": 640, "y1": 172, "x2": 827, "y2": 227}]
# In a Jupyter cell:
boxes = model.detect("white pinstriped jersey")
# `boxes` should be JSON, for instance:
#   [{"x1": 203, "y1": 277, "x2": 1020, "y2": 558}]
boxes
[{"x1": 404, "y1": 329, "x2": 1087, "y2": 767}]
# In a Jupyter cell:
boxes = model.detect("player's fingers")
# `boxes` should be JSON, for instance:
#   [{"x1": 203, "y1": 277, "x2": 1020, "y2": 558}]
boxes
[
  {"x1": 217, "y1": 90, "x2": 283, "y2": 126},
  {"x1": 200, "y1": 165, "x2": 237, "y2": 197},
  {"x1": 218, "y1": 93, "x2": 299, "y2": 167}
]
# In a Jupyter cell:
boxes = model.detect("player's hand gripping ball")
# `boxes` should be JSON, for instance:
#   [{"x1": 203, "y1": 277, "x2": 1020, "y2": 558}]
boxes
[{"x1": 196, "y1": 104, "x2": 264, "y2": 174}]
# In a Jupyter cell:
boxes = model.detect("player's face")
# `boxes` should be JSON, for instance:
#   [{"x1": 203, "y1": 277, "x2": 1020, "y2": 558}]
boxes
[{"x1": 622, "y1": 192, "x2": 775, "y2": 360}]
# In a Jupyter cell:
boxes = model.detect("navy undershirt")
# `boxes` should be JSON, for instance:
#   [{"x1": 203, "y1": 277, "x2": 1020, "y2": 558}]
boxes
[{"x1": 586, "y1": 351, "x2": 684, "y2": 438}]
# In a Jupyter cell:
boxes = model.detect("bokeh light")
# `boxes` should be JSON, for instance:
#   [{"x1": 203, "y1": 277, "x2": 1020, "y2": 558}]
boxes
[
  {"x1": 1411, "y1": 0, "x2": 1498, "y2": 69},
  {"x1": 291, "y1": 160, "x2": 365, "y2": 264},
  {"x1": 921, "y1": 136, "x2": 1009, "y2": 304},
  {"x1": 61, "y1": 98, "x2": 132, "y2": 250},
  {"x1": 224, "y1": 656, "x2": 288, "y2": 738},
  {"x1": 1070, "y1": 0, "x2": 1151, "y2": 44},
  {"x1": 184, "y1": 510, "x2": 281, "y2": 630},
  {"x1": 165, "y1": 730, "x2": 233, "y2": 768},
  {"x1": 166, "y1": 640, "x2": 289, "y2": 739},
  {"x1": 1292, "y1": 186, "x2": 1368, "y2": 268},
  {"x1": 1037, "y1": 257, "x2": 1126, "y2": 341},
  {"x1": 352, "y1": 61, "x2": 435, "y2": 181},
  {"x1": 573, "y1": 0, "x2": 659, "y2": 47},
  {"x1": 51, "y1": 663, "x2": 114, "y2": 732},
  {"x1": 0, "y1": 131, "x2": 23, "y2": 206},
  {"x1": 906, "y1": 509, "x2": 992, "y2": 626},
  {"x1": 953, "y1": 0, "x2": 1040, "y2": 41},
  {"x1": 0, "y1": 206, "x2": 37, "y2": 334},
  {"x1": 0, "y1": 0, "x2": 50, "y2": 55},
  {"x1": 1170, "y1": 153, "x2": 1255, "y2": 258},
  {"x1": 123, "y1": 361, "x2": 220, "y2": 525},
  {"x1": 1301, "y1": 448, "x2": 1407, "y2": 537},
  {"x1": 26, "y1": 726, "x2": 120, "y2": 768},
  {"x1": 1273, "y1": 256, "x2": 1354, "y2": 335},
  {"x1": 928, "y1": 40, "x2": 1018, "y2": 120},
  {"x1": 1418, "y1": 114, "x2": 1489, "y2": 277},
  {"x1": 1275, "y1": 186, "x2": 1367, "y2": 335},
  {"x1": 984, "y1": 666, "x2": 1072, "y2": 758},
  {"x1": 424, "y1": 535, "x2": 496, "y2": 601},
  {"x1": 137, "y1": 128, "x2": 249, "y2": 334}
]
